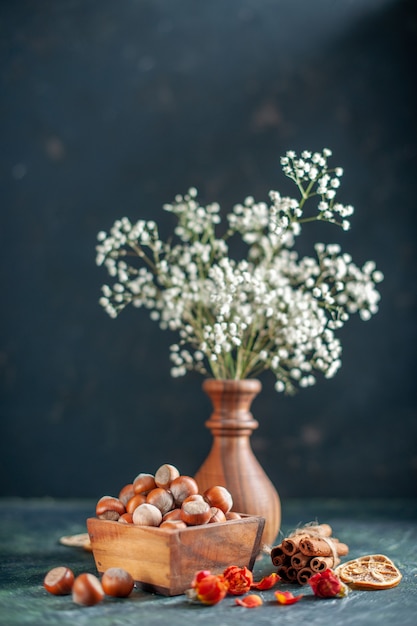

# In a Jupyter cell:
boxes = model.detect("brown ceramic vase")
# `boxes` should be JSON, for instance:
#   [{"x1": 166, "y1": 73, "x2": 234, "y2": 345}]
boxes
[{"x1": 194, "y1": 378, "x2": 281, "y2": 546}]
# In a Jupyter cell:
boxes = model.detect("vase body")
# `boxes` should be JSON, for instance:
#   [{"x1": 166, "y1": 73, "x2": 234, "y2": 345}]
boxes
[{"x1": 194, "y1": 379, "x2": 281, "y2": 546}]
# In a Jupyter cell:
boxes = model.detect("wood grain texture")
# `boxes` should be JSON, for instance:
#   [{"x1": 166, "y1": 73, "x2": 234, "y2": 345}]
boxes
[
  {"x1": 194, "y1": 379, "x2": 281, "y2": 545},
  {"x1": 87, "y1": 514, "x2": 264, "y2": 596}
]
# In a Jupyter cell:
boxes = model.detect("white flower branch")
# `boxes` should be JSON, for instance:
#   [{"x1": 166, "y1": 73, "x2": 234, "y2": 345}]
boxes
[{"x1": 96, "y1": 149, "x2": 383, "y2": 394}]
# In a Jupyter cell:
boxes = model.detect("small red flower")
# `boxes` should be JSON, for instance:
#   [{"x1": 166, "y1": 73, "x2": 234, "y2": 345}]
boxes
[
  {"x1": 191, "y1": 570, "x2": 212, "y2": 588},
  {"x1": 309, "y1": 569, "x2": 348, "y2": 598},
  {"x1": 189, "y1": 570, "x2": 228, "y2": 605},
  {"x1": 223, "y1": 565, "x2": 253, "y2": 596},
  {"x1": 235, "y1": 594, "x2": 263, "y2": 608},
  {"x1": 274, "y1": 590, "x2": 303, "y2": 605},
  {"x1": 251, "y1": 572, "x2": 280, "y2": 590}
]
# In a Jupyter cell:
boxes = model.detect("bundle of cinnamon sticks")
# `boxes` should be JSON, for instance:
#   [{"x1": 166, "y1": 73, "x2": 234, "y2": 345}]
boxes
[{"x1": 270, "y1": 523, "x2": 349, "y2": 585}]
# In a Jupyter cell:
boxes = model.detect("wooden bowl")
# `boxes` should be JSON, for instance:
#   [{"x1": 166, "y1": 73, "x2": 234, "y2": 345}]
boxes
[{"x1": 87, "y1": 514, "x2": 265, "y2": 596}]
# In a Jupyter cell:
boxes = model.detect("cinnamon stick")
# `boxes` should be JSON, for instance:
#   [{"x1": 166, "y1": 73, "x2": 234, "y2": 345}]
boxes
[
  {"x1": 270, "y1": 545, "x2": 286, "y2": 567},
  {"x1": 281, "y1": 535, "x2": 304, "y2": 556},
  {"x1": 299, "y1": 536, "x2": 349, "y2": 557},
  {"x1": 279, "y1": 565, "x2": 297, "y2": 583},
  {"x1": 296, "y1": 567, "x2": 313, "y2": 584},
  {"x1": 270, "y1": 521, "x2": 349, "y2": 585},
  {"x1": 291, "y1": 552, "x2": 311, "y2": 570},
  {"x1": 310, "y1": 556, "x2": 341, "y2": 572}
]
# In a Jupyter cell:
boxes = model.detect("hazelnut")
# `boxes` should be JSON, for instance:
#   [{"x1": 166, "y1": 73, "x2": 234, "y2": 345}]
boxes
[
  {"x1": 118, "y1": 512, "x2": 133, "y2": 524},
  {"x1": 125, "y1": 493, "x2": 147, "y2": 515},
  {"x1": 146, "y1": 487, "x2": 174, "y2": 516},
  {"x1": 162, "y1": 508, "x2": 183, "y2": 523},
  {"x1": 169, "y1": 475, "x2": 199, "y2": 506},
  {"x1": 132, "y1": 503, "x2": 162, "y2": 527},
  {"x1": 209, "y1": 506, "x2": 227, "y2": 523},
  {"x1": 95, "y1": 496, "x2": 126, "y2": 521},
  {"x1": 72, "y1": 573, "x2": 104, "y2": 606},
  {"x1": 182, "y1": 494, "x2": 205, "y2": 505},
  {"x1": 180, "y1": 498, "x2": 212, "y2": 526},
  {"x1": 101, "y1": 567, "x2": 134, "y2": 597},
  {"x1": 133, "y1": 473, "x2": 156, "y2": 495},
  {"x1": 154, "y1": 463, "x2": 180, "y2": 489},
  {"x1": 118, "y1": 483, "x2": 135, "y2": 506},
  {"x1": 203, "y1": 485, "x2": 233, "y2": 514},
  {"x1": 225, "y1": 511, "x2": 242, "y2": 520},
  {"x1": 160, "y1": 520, "x2": 187, "y2": 531},
  {"x1": 43, "y1": 566, "x2": 74, "y2": 595}
]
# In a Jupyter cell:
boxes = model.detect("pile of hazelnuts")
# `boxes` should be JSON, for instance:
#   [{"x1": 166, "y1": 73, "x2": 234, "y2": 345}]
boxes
[
  {"x1": 43, "y1": 464, "x2": 240, "y2": 607},
  {"x1": 95, "y1": 463, "x2": 240, "y2": 529}
]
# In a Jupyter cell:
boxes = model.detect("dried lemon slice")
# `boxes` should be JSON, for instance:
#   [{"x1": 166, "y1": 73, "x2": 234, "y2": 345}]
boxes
[
  {"x1": 335, "y1": 554, "x2": 402, "y2": 590},
  {"x1": 59, "y1": 532, "x2": 92, "y2": 551}
]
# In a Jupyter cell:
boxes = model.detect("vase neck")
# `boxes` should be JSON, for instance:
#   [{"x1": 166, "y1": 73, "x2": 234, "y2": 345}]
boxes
[{"x1": 203, "y1": 379, "x2": 260, "y2": 435}]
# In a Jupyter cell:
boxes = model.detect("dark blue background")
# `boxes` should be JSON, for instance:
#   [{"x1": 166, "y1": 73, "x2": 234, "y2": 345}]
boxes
[{"x1": 1, "y1": 0, "x2": 416, "y2": 500}]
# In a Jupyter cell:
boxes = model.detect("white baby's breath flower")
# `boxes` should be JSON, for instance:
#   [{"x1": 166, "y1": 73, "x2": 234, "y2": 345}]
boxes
[{"x1": 96, "y1": 148, "x2": 383, "y2": 393}]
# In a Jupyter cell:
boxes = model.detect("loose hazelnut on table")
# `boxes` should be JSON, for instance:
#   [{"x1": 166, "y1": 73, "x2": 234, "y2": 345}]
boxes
[
  {"x1": 181, "y1": 497, "x2": 212, "y2": 526},
  {"x1": 43, "y1": 566, "x2": 75, "y2": 595},
  {"x1": 154, "y1": 463, "x2": 180, "y2": 489},
  {"x1": 95, "y1": 496, "x2": 126, "y2": 521},
  {"x1": 203, "y1": 486, "x2": 233, "y2": 514},
  {"x1": 72, "y1": 573, "x2": 104, "y2": 606},
  {"x1": 132, "y1": 502, "x2": 163, "y2": 526},
  {"x1": 133, "y1": 473, "x2": 157, "y2": 495},
  {"x1": 101, "y1": 567, "x2": 134, "y2": 597}
]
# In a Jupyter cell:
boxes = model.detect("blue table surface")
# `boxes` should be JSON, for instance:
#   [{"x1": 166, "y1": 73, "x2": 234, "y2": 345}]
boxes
[{"x1": 0, "y1": 497, "x2": 416, "y2": 626}]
